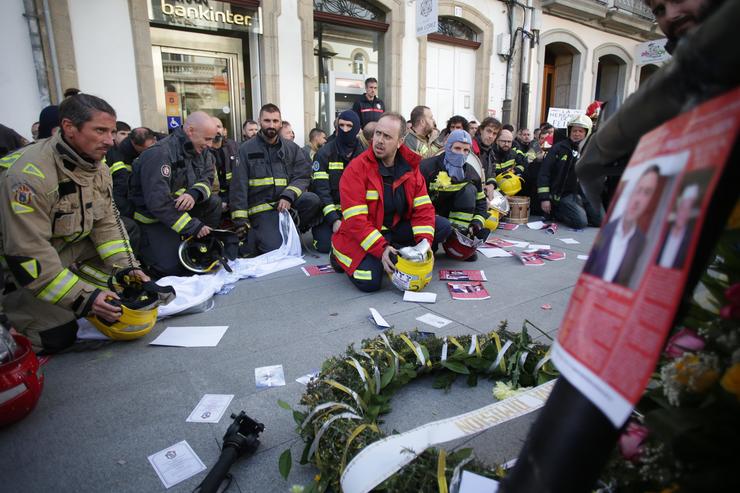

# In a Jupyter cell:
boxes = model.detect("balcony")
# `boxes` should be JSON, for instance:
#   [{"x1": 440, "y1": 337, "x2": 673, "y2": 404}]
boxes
[{"x1": 541, "y1": 0, "x2": 659, "y2": 40}]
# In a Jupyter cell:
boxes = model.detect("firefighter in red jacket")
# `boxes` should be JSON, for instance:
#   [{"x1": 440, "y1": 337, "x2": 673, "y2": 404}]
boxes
[{"x1": 331, "y1": 113, "x2": 451, "y2": 292}]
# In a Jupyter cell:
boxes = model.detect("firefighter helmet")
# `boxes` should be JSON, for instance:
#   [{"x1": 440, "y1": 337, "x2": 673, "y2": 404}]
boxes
[
  {"x1": 489, "y1": 189, "x2": 510, "y2": 215},
  {"x1": 484, "y1": 209, "x2": 500, "y2": 231},
  {"x1": 390, "y1": 241, "x2": 434, "y2": 292},
  {"x1": 495, "y1": 172, "x2": 524, "y2": 196},
  {"x1": 0, "y1": 320, "x2": 44, "y2": 427},
  {"x1": 178, "y1": 234, "x2": 232, "y2": 274},
  {"x1": 442, "y1": 228, "x2": 483, "y2": 260},
  {"x1": 567, "y1": 113, "x2": 593, "y2": 137},
  {"x1": 86, "y1": 269, "x2": 175, "y2": 341}
]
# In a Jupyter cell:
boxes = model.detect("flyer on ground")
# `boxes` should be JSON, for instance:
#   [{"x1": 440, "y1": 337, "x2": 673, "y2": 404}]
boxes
[
  {"x1": 439, "y1": 269, "x2": 488, "y2": 281},
  {"x1": 552, "y1": 88, "x2": 740, "y2": 427},
  {"x1": 447, "y1": 282, "x2": 491, "y2": 300}
]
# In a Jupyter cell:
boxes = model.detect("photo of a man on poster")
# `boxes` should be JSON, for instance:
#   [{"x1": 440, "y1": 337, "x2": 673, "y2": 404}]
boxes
[
  {"x1": 583, "y1": 165, "x2": 661, "y2": 287},
  {"x1": 657, "y1": 183, "x2": 700, "y2": 270}
]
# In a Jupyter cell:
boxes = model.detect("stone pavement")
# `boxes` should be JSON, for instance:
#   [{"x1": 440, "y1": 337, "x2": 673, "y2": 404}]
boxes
[{"x1": 0, "y1": 221, "x2": 598, "y2": 492}]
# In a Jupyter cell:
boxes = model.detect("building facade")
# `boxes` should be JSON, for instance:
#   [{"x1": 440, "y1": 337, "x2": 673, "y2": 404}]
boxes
[{"x1": 1, "y1": 0, "x2": 664, "y2": 146}]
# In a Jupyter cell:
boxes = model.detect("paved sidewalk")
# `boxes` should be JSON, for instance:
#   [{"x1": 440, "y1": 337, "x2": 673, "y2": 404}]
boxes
[{"x1": 1, "y1": 221, "x2": 598, "y2": 492}]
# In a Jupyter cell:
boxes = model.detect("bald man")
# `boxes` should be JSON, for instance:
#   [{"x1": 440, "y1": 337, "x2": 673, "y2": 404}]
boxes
[
  {"x1": 130, "y1": 111, "x2": 222, "y2": 276},
  {"x1": 484, "y1": 129, "x2": 528, "y2": 194}
]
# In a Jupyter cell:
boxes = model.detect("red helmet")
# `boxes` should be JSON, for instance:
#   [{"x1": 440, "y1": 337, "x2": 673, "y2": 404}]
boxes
[
  {"x1": 0, "y1": 326, "x2": 44, "y2": 427},
  {"x1": 442, "y1": 228, "x2": 482, "y2": 260}
]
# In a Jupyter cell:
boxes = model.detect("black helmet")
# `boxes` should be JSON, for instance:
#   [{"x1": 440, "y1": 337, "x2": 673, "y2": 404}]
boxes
[{"x1": 178, "y1": 233, "x2": 234, "y2": 273}]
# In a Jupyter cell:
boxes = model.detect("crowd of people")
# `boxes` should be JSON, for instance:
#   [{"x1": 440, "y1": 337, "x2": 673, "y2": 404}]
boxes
[{"x1": 0, "y1": 77, "x2": 610, "y2": 352}]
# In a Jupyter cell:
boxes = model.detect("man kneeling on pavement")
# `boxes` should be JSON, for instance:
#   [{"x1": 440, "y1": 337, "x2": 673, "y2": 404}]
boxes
[
  {"x1": 331, "y1": 112, "x2": 451, "y2": 292},
  {"x1": 0, "y1": 94, "x2": 149, "y2": 353}
]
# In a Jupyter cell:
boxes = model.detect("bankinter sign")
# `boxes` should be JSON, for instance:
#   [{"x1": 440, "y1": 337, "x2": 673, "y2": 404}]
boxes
[{"x1": 150, "y1": 0, "x2": 261, "y2": 33}]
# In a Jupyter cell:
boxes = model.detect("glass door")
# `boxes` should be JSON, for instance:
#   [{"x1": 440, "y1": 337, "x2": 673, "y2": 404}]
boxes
[{"x1": 151, "y1": 28, "x2": 247, "y2": 139}]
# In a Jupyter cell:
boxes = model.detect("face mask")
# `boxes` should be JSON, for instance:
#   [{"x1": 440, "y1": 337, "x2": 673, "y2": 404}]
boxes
[{"x1": 444, "y1": 151, "x2": 466, "y2": 181}]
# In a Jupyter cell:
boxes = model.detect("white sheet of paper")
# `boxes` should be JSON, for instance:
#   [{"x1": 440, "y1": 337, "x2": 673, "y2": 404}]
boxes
[
  {"x1": 508, "y1": 240, "x2": 530, "y2": 248},
  {"x1": 148, "y1": 440, "x2": 206, "y2": 489},
  {"x1": 403, "y1": 291, "x2": 437, "y2": 303},
  {"x1": 559, "y1": 238, "x2": 580, "y2": 244},
  {"x1": 478, "y1": 247, "x2": 512, "y2": 258},
  {"x1": 296, "y1": 371, "x2": 319, "y2": 385},
  {"x1": 524, "y1": 244, "x2": 550, "y2": 252},
  {"x1": 186, "y1": 394, "x2": 234, "y2": 423},
  {"x1": 150, "y1": 326, "x2": 229, "y2": 347},
  {"x1": 526, "y1": 221, "x2": 545, "y2": 230},
  {"x1": 577, "y1": 254, "x2": 589, "y2": 260},
  {"x1": 416, "y1": 313, "x2": 452, "y2": 328},
  {"x1": 369, "y1": 308, "x2": 391, "y2": 328},
  {"x1": 458, "y1": 470, "x2": 499, "y2": 493},
  {"x1": 255, "y1": 365, "x2": 286, "y2": 388}
]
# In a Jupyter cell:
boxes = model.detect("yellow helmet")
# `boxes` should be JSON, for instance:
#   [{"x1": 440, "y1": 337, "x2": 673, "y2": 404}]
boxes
[
  {"x1": 495, "y1": 172, "x2": 524, "y2": 196},
  {"x1": 86, "y1": 269, "x2": 176, "y2": 340},
  {"x1": 484, "y1": 209, "x2": 500, "y2": 230},
  {"x1": 390, "y1": 249, "x2": 434, "y2": 292}
]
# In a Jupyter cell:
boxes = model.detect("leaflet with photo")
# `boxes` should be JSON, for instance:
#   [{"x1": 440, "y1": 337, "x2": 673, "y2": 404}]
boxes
[
  {"x1": 302, "y1": 264, "x2": 336, "y2": 276},
  {"x1": 513, "y1": 252, "x2": 545, "y2": 266},
  {"x1": 484, "y1": 237, "x2": 515, "y2": 248},
  {"x1": 447, "y1": 282, "x2": 491, "y2": 301},
  {"x1": 553, "y1": 88, "x2": 740, "y2": 427},
  {"x1": 535, "y1": 249, "x2": 566, "y2": 261},
  {"x1": 439, "y1": 269, "x2": 487, "y2": 281}
]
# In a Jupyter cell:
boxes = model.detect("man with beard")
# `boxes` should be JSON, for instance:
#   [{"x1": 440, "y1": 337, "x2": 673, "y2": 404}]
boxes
[
  {"x1": 229, "y1": 104, "x2": 321, "y2": 254},
  {"x1": 474, "y1": 117, "x2": 502, "y2": 182},
  {"x1": 0, "y1": 94, "x2": 147, "y2": 353},
  {"x1": 331, "y1": 113, "x2": 449, "y2": 292},
  {"x1": 403, "y1": 106, "x2": 442, "y2": 158},
  {"x1": 309, "y1": 110, "x2": 363, "y2": 253}
]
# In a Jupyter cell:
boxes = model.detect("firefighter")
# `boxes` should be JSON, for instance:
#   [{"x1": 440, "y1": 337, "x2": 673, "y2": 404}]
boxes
[
  {"x1": 331, "y1": 112, "x2": 451, "y2": 292},
  {"x1": 209, "y1": 116, "x2": 239, "y2": 215},
  {"x1": 420, "y1": 129, "x2": 490, "y2": 250},
  {"x1": 229, "y1": 104, "x2": 321, "y2": 254},
  {"x1": 0, "y1": 94, "x2": 148, "y2": 353},
  {"x1": 538, "y1": 114, "x2": 603, "y2": 229},
  {"x1": 352, "y1": 77, "x2": 385, "y2": 128},
  {"x1": 130, "y1": 111, "x2": 222, "y2": 277},
  {"x1": 403, "y1": 105, "x2": 442, "y2": 159},
  {"x1": 309, "y1": 110, "x2": 363, "y2": 253}
]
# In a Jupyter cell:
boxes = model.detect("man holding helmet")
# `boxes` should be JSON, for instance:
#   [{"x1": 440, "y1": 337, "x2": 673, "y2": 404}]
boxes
[
  {"x1": 331, "y1": 112, "x2": 450, "y2": 292},
  {"x1": 0, "y1": 94, "x2": 149, "y2": 353},
  {"x1": 538, "y1": 114, "x2": 603, "y2": 229}
]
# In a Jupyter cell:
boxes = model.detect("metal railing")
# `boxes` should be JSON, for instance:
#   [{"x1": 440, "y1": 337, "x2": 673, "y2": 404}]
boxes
[{"x1": 609, "y1": 0, "x2": 655, "y2": 20}]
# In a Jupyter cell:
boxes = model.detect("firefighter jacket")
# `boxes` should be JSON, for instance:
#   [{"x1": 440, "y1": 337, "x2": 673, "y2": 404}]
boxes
[
  {"x1": 310, "y1": 139, "x2": 364, "y2": 226},
  {"x1": 403, "y1": 129, "x2": 442, "y2": 159},
  {"x1": 210, "y1": 138, "x2": 239, "y2": 203},
  {"x1": 331, "y1": 145, "x2": 435, "y2": 275},
  {"x1": 129, "y1": 127, "x2": 215, "y2": 236},
  {"x1": 229, "y1": 132, "x2": 311, "y2": 223},
  {"x1": 352, "y1": 95, "x2": 385, "y2": 128},
  {"x1": 0, "y1": 133, "x2": 138, "y2": 316},
  {"x1": 513, "y1": 139, "x2": 537, "y2": 163},
  {"x1": 538, "y1": 138, "x2": 581, "y2": 203},
  {"x1": 104, "y1": 136, "x2": 139, "y2": 217},
  {"x1": 419, "y1": 153, "x2": 488, "y2": 229},
  {"x1": 488, "y1": 146, "x2": 527, "y2": 184}
]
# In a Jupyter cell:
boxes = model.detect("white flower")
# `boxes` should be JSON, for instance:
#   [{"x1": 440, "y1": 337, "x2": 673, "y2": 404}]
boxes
[{"x1": 493, "y1": 381, "x2": 531, "y2": 400}]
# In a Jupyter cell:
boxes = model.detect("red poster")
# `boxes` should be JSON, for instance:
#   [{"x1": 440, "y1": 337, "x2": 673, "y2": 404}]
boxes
[{"x1": 552, "y1": 88, "x2": 740, "y2": 426}]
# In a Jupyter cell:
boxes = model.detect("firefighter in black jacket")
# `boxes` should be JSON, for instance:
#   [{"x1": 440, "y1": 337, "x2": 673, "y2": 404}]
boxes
[
  {"x1": 130, "y1": 112, "x2": 221, "y2": 276},
  {"x1": 229, "y1": 104, "x2": 321, "y2": 254},
  {"x1": 420, "y1": 130, "x2": 490, "y2": 239},
  {"x1": 208, "y1": 117, "x2": 239, "y2": 214},
  {"x1": 310, "y1": 110, "x2": 363, "y2": 253},
  {"x1": 488, "y1": 129, "x2": 527, "y2": 186},
  {"x1": 351, "y1": 77, "x2": 385, "y2": 128},
  {"x1": 538, "y1": 114, "x2": 602, "y2": 229},
  {"x1": 104, "y1": 127, "x2": 156, "y2": 254}
]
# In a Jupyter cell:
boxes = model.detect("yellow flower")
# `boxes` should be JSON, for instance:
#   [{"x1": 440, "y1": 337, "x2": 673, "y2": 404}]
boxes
[
  {"x1": 314, "y1": 474, "x2": 321, "y2": 483},
  {"x1": 674, "y1": 354, "x2": 719, "y2": 393},
  {"x1": 720, "y1": 363, "x2": 740, "y2": 400}
]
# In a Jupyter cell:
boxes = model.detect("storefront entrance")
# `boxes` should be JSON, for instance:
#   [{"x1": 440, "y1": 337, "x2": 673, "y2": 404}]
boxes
[{"x1": 150, "y1": 27, "x2": 248, "y2": 138}]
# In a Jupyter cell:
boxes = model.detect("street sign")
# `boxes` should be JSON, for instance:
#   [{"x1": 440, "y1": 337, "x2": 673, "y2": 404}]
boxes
[
  {"x1": 168, "y1": 116, "x2": 182, "y2": 129},
  {"x1": 416, "y1": 0, "x2": 438, "y2": 37}
]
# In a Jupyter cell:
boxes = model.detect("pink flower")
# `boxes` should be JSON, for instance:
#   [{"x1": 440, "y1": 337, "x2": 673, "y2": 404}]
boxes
[
  {"x1": 664, "y1": 328, "x2": 705, "y2": 358},
  {"x1": 618, "y1": 421, "x2": 649, "y2": 461}
]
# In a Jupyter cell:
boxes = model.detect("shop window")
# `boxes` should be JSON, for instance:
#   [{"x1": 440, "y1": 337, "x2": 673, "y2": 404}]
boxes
[
  {"x1": 313, "y1": 0, "x2": 388, "y2": 132},
  {"x1": 436, "y1": 16, "x2": 478, "y2": 42}
]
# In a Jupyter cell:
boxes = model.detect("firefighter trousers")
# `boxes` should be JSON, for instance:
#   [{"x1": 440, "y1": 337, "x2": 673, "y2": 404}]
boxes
[{"x1": 2, "y1": 240, "x2": 117, "y2": 353}]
